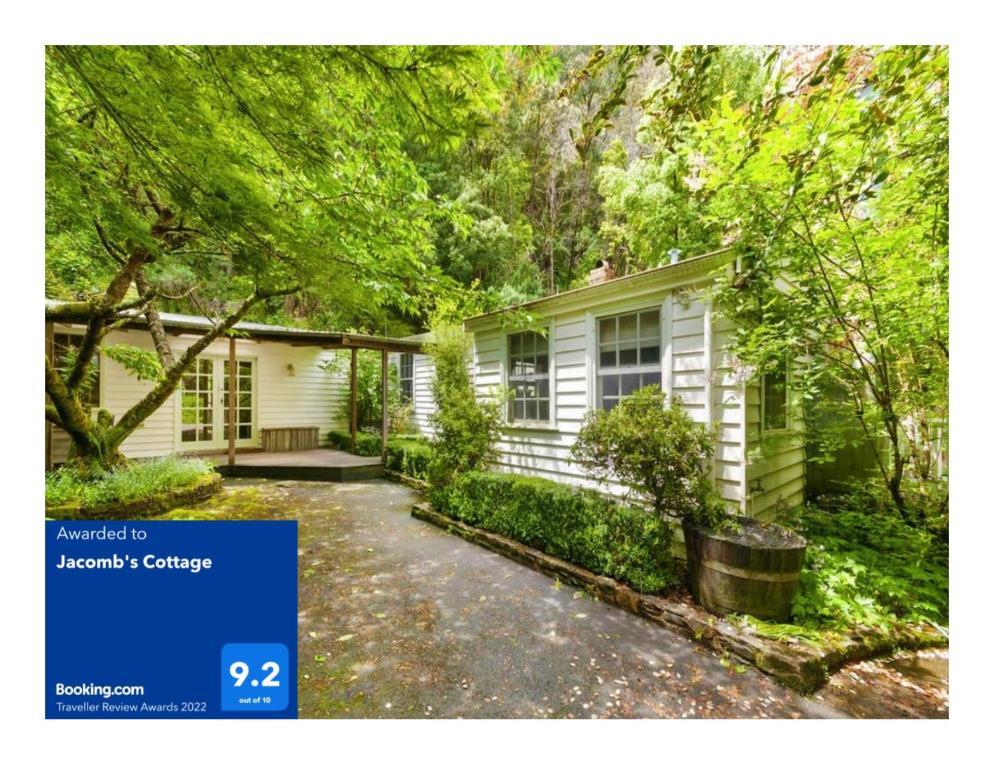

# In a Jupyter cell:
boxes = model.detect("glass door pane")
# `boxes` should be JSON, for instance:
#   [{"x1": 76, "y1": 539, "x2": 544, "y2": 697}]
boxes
[
  {"x1": 180, "y1": 358, "x2": 215, "y2": 445},
  {"x1": 222, "y1": 358, "x2": 255, "y2": 442}
]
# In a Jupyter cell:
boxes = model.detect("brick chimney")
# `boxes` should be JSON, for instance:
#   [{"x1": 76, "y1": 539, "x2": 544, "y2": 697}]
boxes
[{"x1": 587, "y1": 259, "x2": 616, "y2": 286}]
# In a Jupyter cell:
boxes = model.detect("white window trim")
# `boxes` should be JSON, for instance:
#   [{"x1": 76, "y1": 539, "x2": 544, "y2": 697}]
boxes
[
  {"x1": 759, "y1": 362, "x2": 791, "y2": 434},
  {"x1": 592, "y1": 302, "x2": 665, "y2": 412},
  {"x1": 398, "y1": 352, "x2": 415, "y2": 404},
  {"x1": 173, "y1": 354, "x2": 258, "y2": 451},
  {"x1": 502, "y1": 325, "x2": 556, "y2": 431}
]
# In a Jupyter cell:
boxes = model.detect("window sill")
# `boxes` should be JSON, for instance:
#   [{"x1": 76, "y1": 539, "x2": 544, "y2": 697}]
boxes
[
  {"x1": 758, "y1": 426, "x2": 792, "y2": 436},
  {"x1": 504, "y1": 422, "x2": 558, "y2": 433}
]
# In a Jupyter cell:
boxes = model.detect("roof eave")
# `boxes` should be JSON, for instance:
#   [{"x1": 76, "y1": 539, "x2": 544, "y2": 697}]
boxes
[{"x1": 465, "y1": 247, "x2": 735, "y2": 330}]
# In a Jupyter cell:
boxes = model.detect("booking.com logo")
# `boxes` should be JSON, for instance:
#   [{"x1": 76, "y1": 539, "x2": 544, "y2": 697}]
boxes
[{"x1": 55, "y1": 683, "x2": 145, "y2": 699}]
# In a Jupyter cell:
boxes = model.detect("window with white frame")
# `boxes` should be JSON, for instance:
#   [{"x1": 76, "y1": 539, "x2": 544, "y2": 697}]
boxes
[
  {"x1": 53, "y1": 332, "x2": 100, "y2": 409},
  {"x1": 507, "y1": 330, "x2": 550, "y2": 423},
  {"x1": 761, "y1": 362, "x2": 788, "y2": 431},
  {"x1": 398, "y1": 353, "x2": 414, "y2": 404},
  {"x1": 596, "y1": 308, "x2": 661, "y2": 411}
]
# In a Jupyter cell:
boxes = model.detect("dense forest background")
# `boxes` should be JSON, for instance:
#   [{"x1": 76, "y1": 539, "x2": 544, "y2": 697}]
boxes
[
  {"x1": 46, "y1": 44, "x2": 947, "y2": 513},
  {"x1": 46, "y1": 45, "x2": 764, "y2": 336}
]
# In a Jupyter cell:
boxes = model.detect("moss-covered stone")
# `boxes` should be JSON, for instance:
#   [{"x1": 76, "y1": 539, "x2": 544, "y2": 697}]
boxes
[{"x1": 46, "y1": 473, "x2": 222, "y2": 520}]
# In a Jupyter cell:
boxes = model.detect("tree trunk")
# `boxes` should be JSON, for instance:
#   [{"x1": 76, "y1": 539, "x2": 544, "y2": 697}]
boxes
[{"x1": 47, "y1": 284, "x2": 297, "y2": 475}]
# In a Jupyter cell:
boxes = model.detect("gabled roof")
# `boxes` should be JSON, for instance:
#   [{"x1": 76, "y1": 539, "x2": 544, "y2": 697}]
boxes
[
  {"x1": 45, "y1": 300, "x2": 424, "y2": 353},
  {"x1": 465, "y1": 247, "x2": 735, "y2": 329}
]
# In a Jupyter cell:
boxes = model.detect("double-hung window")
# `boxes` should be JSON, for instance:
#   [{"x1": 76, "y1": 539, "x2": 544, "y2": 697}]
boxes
[
  {"x1": 398, "y1": 353, "x2": 414, "y2": 404},
  {"x1": 507, "y1": 330, "x2": 550, "y2": 423},
  {"x1": 596, "y1": 308, "x2": 661, "y2": 411},
  {"x1": 760, "y1": 362, "x2": 788, "y2": 432}
]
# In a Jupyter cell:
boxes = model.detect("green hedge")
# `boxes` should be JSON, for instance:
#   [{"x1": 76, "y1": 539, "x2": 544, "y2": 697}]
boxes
[
  {"x1": 328, "y1": 430, "x2": 432, "y2": 481},
  {"x1": 385, "y1": 439, "x2": 432, "y2": 481},
  {"x1": 435, "y1": 471, "x2": 675, "y2": 593},
  {"x1": 327, "y1": 429, "x2": 381, "y2": 456}
]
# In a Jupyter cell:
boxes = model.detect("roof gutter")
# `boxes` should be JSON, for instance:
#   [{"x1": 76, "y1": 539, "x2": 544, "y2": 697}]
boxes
[{"x1": 465, "y1": 247, "x2": 734, "y2": 330}]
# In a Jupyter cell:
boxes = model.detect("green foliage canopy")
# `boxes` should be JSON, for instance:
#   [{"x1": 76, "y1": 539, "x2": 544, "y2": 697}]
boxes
[
  {"x1": 46, "y1": 45, "x2": 495, "y2": 324},
  {"x1": 696, "y1": 46, "x2": 949, "y2": 520}
]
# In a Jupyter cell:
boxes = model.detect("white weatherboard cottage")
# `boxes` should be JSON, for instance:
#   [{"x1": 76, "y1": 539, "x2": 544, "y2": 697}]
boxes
[
  {"x1": 46, "y1": 248, "x2": 805, "y2": 516},
  {"x1": 46, "y1": 307, "x2": 422, "y2": 468},
  {"x1": 407, "y1": 249, "x2": 805, "y2": 518}
]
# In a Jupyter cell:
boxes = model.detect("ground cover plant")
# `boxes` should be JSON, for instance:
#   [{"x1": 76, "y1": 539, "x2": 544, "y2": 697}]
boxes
[
  {"x1": 786, "y1": 497, "x2": 948, "y2": 632},
  {"x1": 326, "y1": 430, "x2": 432, "y2": 482},
  {"x1": 736, "y1": 487, "x2": 948, "y2": 645},
  {"x1": 327, "y1": 429, "x2": 383, "y2": 457},
  {"x1": 45, "y1": 456, "x2": 215, "y2": 510}
]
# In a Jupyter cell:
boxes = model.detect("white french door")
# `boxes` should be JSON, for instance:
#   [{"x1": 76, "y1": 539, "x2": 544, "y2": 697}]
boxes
[{"x1": 178, "y1": 357, "x2": 256, "y2": 450}]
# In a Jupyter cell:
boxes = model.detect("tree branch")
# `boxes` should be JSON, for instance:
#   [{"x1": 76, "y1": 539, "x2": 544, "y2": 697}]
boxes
[
  {"x1": 134, "y1": 268, "x2": 175, "y2": 368},
  {"x1": 109, "y1": 285, "x2": 299, "y2": 442}
]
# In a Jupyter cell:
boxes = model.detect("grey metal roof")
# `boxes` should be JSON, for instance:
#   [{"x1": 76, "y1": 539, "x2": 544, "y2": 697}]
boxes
[
  {"x1": 464, "y1": 247, "x2": 734, "y2": 326},
  {"x1": 45, "y1": 300, "x2": 425, "y2": 353}
]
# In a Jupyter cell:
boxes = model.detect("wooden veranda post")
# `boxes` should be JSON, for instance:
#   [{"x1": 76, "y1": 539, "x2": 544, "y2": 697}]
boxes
[
  {"x1": 227, "y1": 335, "x2": 236, "y2": 466},
  {"x1": 381, "y1": 349, "x2": 388, "y2": 462},
  {"x1": 350, "y1": 348, "x2": 358, "y2": 452}
]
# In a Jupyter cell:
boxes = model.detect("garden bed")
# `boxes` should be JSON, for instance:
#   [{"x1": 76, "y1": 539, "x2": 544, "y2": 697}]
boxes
[
  {"x1": 47, "y1": 473, "x2": 222, "y2": 520},
  {"x1": 46, "y1": 456, "x2": 222, "y2": 520},
  {"x1": 412, "y1": 501, "x2": 946, "y2": 693}
]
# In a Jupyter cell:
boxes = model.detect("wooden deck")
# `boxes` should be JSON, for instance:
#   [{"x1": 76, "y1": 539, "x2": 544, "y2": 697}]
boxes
[{"x1": 215, "y1": 448, "x2": 383, "y2": 482}]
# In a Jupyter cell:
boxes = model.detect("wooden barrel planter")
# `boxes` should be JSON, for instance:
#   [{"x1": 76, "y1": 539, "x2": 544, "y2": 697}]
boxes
[{"x1": 682, "y1": 516, "x2": 807, "y2": 622}]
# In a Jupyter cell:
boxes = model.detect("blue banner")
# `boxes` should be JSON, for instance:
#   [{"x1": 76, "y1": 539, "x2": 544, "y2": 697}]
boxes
[{"x1": 46, "y1": 520, "x2": 298, "y2": 718}]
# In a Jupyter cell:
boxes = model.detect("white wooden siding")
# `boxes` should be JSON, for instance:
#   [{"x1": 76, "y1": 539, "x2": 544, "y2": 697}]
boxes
[
  {"x1": 403, "y1": 260, "x2": 809, "y2": 518},
  {"x1": 461, "y1": 289, "x2": 751, "y2": 508},
  {"x1": 711, "y1": 315, "x2": 747, "y2": 509},
  {"x1": 411, "y1": 354, "x2": 436, "y2": 436},
  {"x1": 743, "y1": 380, "x2": 806, "y2": 518},
  {"x1": 49, "y1": 325, "x2": 347, "y2": 463}
]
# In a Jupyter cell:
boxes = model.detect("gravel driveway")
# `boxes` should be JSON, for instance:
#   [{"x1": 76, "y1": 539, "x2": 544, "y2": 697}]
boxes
[{"x1": 173, "y1": 478, "x2": 948, "y2": 719}]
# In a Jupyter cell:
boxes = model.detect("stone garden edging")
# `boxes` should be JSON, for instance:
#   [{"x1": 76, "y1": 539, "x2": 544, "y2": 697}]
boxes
[
  {"x1": 383, "y1": 469, "x2": 429, "y2": 492},
  {"x1": 46, "y1": 473, "x2": 223, "y2": 520},
  {"x1": 411, "y1": 501, "x2": 946, "y2": 693}
]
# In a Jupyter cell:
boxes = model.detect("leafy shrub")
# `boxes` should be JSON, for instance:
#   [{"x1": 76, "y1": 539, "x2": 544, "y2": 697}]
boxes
[
  {"x1": 570, "y1": 386, "x2": 724, "y2": 526},
  {"x1": 782, "y1": 502, "x2": 948, "y2": 630},
  {"x1": 46, "y1": 456, "x2": 215, "y2": 509},
  {"x1": 321, "y1": 350, "x2": 404, "y2": 431},
  {"x1": 438, "y1": 470, "x2": 676, "y2": 593},
  {"x1": 426, "y1": 324, "x2": 505, "y2": 489},
  {"x1": 388, "y1": 400, "x2": 415, "y2": 435},
  {"x1": 385, "y1": 438, "x2": 433, "y2": 481},
  {"x1": 327, "y1": 429, "x2": 381, "y2": 457}
]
